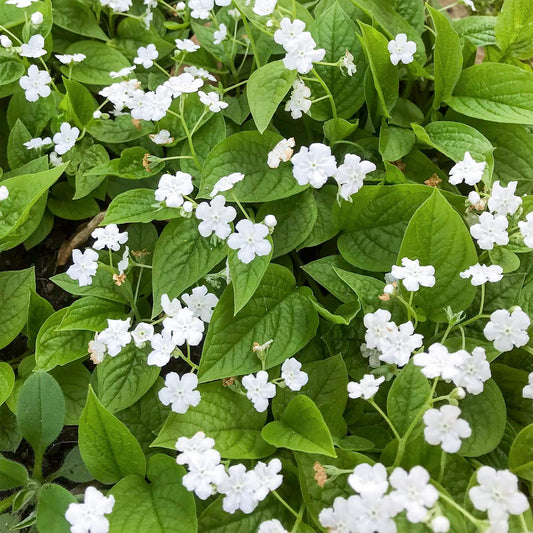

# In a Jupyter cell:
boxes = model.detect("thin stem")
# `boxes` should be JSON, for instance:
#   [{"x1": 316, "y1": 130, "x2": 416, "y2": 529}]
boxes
[
  {"x1": 238, "y1": 10, "x2": 261, "y2": 70},
  {"x1": 438, "y1": 451, "x2": 447, "y2": 484},
  {"x1": 368, "y1": 399, "x2": 402, "y2": 442},
  {"x1": 108, "y1": 249, "x2": 114, "y2": 268},
  {"x1": 232, "y1": 193, "x2": 252, "y2": 221},
  {"x1": 33, "y1": 449, "x2": 43, "y2": 483},
  {"x1": 272, "y1": 491, "x2": 300, "y2": 519},
  {"x1": 311, "y1": 68, "x2": 337, "y2": 119},
  {"x1": 437, "y1": 490, "x2": 483, "y2": 529},
  {"x1": 153, "y1": 61, "x2": 171, "y2": 77},
  {"x1": 134, "y1": 262, "x2": 144, "y2": 305},
  {"x1": 290, "y1": 504, "x2": 305, "y2": 533}
]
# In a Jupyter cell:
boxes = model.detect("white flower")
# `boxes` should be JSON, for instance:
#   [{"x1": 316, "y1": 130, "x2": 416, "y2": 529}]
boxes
[
  {"x1": 20, "y1": 34, "x2": 46, "y2": 58},
  {"x1": 24, "y1": 136, "x2": 52, "y2": 150},
  {"x1": 522, "y1": 372, "x2": 533, "y2": 401},
  {"x1": 431, "y1": 516, "x2": 450, "y2": 533},
  {"x1": 389, "y1": 466, "x2": 438, "y2": 523},
  {"x1": 274, "y1": 18, "x2": 306, "y2": 47},
  {"x1": 253, "y1": 0, "x2": 277, "y2": 15},
  {"x1": 147, "y1": 329, "x2": 176, "y2": 366},
  {"x1": 176, "y1": 431, "x2": 215, "y2": 465},
  {"x1": 188, "y1": 0, "x2": 213, "y2": 19},
  {"x1": 483, "y1": 308, "x2": 530, "y2": 352},
  {"x1": 149, "y1": 130, "x2": 174, "y2": 145},
  {"x1": 242, "y1": 370, "x2": 276, "y2": 412},
  {"x1": 319, "y1": 496, "x2": 359, "y2": 533},
  {"x1": 198, "y1": 90, "x2": 228, "y2": 112},
  {"x1": 488, "y1": 181, "x2": 522, "y2": 216},
  {"x1": 391, "y1": 257, "x2": 435, "y2": 292},
  {"x1": 6, "y1": 0, "x2": 39, "y2": 6},
  {"x1": 131, "y1": 322, "x2": 154, "y2": 348},
  {"x1": 117, "y1": 246, "x2": 129, "y2": 274},
  {"x1": 89, "y1": 334, "x2": 107, "y2": 364},
  {"x1": 388, "y1": 33, "x2": 416, "y2": 65},
  {"x1": 0, "y1": 186, "x2": 9, "y2": 201},
  {"x1": 363, "y1": 309, "x2": 394, "y2": 351},
  {"x1": 347, "y1": 374, "x2": 385, "y2": 400},
  {"x1": 134, "y1": 43, "x2": 158, "y2": 68},
  {"x1": 258, "y1": 519, "x2": 287, "y2": 533},
  {"x1": 284, "y1": 79, "x2": 311, "y2": 119},
  {"x1": 196, "y1": 195, "x2": 236, "y2": 239},
  {"x1": 281, "y1": 358, "x2": 308, "y2": 391},
  {"x1": 413, "y1": 343, "x2": 460, "y2": 381},
  {"x1": 109, "y1": 66, "x2": 136, "y2": 78},
  {"x1": 453, "y1": 347, "x2": 491, "y2": 395},
  {"x1": 176, "y1": 38, "x2": 200, "y2": 52},
  {"x1": 31, "y1": 11, "x2": 43, "y2": 24},
  {"x1": 423, "y1": 404, "x2": 471, "y2": 453},
  {"x1": 213, "y1": 23, "x2": 227, "y2": 45},
  {"x1": 283, "y1": 33, "x2": 326, "y2": 74},
  {"x1": 460, "y1": 263, "x2": 503, "y2": 286},
  {"x1": 49, "y1": 151, "x2": 63, "y2": 167},
  {"x1": 65, "y1": 486, "x2": 114, "y2": 533},
  {"x1": 155, "y1": 172, "x2": 194, "y2": 208},
  {"x1": 161, "y1": 294, "x2": 182, "y2": 317},
  {"x1": 267, "y1": 138, "x2": 295, "y2": 168},
  {"x1": 253, "y1": 459, "x2": 283, "y2": 500},
  {"x1": 100, "y1": 0, "x2": 133, "y2": 12},
  {"x1": 210, "y1": 172, "x2": 244, "y2": 197},
  {"x1": 159, "y1": 372, "x2": 201, "y2": 413},
  {"x1": 66, "y1": 249, "x2": 99, "y2": 287},
  {"x1": 342, "y1": 50, "x2": 357, "y2": 76},
  {"x1": 19, "y1": 65, "x2": 51, "y2": 102},
  {"x1": 470, "y1": 212, "x2": 509, "y2": 250},
  {"x1": 463, "y1": 0, "x2": 476, "y2": 10},
  {"x1": 468, "y1": 190, "x2": 482, "y2": 208},
  {"x1": 264, "y1": 215, "x2": 277, "y2": 228},
  {"x1": 351, "y1": 492, "x2": 401, "y2": 532},
  {"x1": 217, "y1": 464, "x2": 260, "y2": 514},
  {"x1": 469, "y1": 467, "x2": 528, "y2": 522},
  {"x1": 227, "y1": 220, "x2": 271, "y2": 264},
  {"x1": 181, "y1": 285, "x2": 219, "y2": 323},
  {"x1": 519, "y1": 211, "x2": 533, "y2": 248},
  {"x1": 55, "y1": 53, "x2": 86, "y2": 64},
  {"x1": 53, "y1": 122, "x2": 79, "y2": 155},
  {"x1": 163, "y1": 73, "x2": 204, "y2": 97},
  {"x1": 182, "y1": 449, "x2": 226, "y2": 499},
  {"x1": 348, "y1": 463, "x2": 389, "y2": 497},
  {"x1": 0, "y1": 35, "x2": 13, "y2": 48},
  {"x1": 127, "y1": 86, "x2": 172, "y2": 121},
  {"x1": 91, "y1": 224, "x2": 128, "y2": 251},
  {"x1": 98, "y1": 318, "x2": 132, "y2": 357},
  {"x1": 334, "y1": 154, "x2": 375, "y2": 200},
  {"x1": 449, "y1": 151, "x2": 486, "y2": 186},
  {"x1": 291, "y1": 143, "x2": 337, "y2": 188},
  {"x1": 184, "y1": 65, "x2": 216, "y2": 82},
  {"x1": 164, "y1": 308, "x2": 205, "y2": 346},
  {"x1": 378, "y1": 321, "x2": 423, "y2": 367}
]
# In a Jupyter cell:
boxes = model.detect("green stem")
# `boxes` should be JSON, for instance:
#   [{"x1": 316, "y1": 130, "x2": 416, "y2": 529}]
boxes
[
  {"x1": 311, "y1": 68, "x2": 337, "y2": 119},
  {"x1": 272, "y1": 491, "x2": 300, "y2": 519},
  {"x1": 290, "y1": 504, "x2": 305, "y2": 533},
  {"x1": 134, "y1": 263, "x2": 144, "y2": 306},
  {"x1": 33, "y1": 450, "x2": 43, "y2": 483},
  {"x1": 368, "y1": 399, "x2": 402, "y2": 442},
  {"x1": 238, "y1": 10, "x2": 261, "y2": 70},
  {"x1": 232, "y1": 193, "x2": 252, "y2": 221},
  {"x1": 437, "y1": 490, "x2": 483, "y2": 529}
]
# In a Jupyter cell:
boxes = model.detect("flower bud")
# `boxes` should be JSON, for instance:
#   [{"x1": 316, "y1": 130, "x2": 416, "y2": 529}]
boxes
[
  {"x1": 264, "y1": 214, "x2": 277, "y2": 228},
  {"x1": 450, "y1": 387, "x2": 466, "y2": 400},
  {"x1": 430, "y1": 516, "x2": 450, "y2": 533},
  {"x1": 31, "y1": 11, "x2": 43, "y2": 24},
  {"x1": 0, "y1": 35, "x2": 12, "y2": 48}
]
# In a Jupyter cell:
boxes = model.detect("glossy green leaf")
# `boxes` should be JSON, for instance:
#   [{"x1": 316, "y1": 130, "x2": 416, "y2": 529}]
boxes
[{"x1": 36, "y1": 484, "x2": 76, "y2": 533}]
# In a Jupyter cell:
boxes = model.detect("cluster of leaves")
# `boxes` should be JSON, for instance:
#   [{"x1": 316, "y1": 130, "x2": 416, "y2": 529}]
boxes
[{"x1": 1, "y1": 0, "x2": 533, "y2": 531}]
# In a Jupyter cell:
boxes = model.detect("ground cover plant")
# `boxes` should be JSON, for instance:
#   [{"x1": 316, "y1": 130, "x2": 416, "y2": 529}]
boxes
[{"x1": 0, "y1": 0, "x2": 533, "y2": 531}]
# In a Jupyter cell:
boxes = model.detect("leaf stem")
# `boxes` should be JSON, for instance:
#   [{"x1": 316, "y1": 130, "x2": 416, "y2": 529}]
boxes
[{"x1": 272, "y1": 490, "x2": 300, "y2": 519}]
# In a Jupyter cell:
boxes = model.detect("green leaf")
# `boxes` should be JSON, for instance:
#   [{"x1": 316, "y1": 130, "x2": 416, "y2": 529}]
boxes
[
  {"x1": 459, "y1": 379, "x2": 507, "y2": 457},
  {"x1": 53, "y1": 0, "x2": 109, "y2": 40},
  {"x1": 152, "y1": 217, "x2": 227, "y2": 316},
  {"x1": 200, "y1": 131, "x2": 306, "y2": 202},
  {"x1": 333, "y1": 268, "x2": 386, "y2": 313},
  {"x1": 97, "y1": 344, "x2": 159, "y2": 414},
  {"x1": 58, "y1": 297, "x2": 125, "y2": 332},
  {"x1": 262, "y1": 395, "x2": 336, "y2": 457},
  {"x1": 0, "y1": 404, "x2": 22, "y2": 453},
  {"x1": 358, "y1": 22, "x2": 399, "y2": 118},
  {"x1": 428, "y1": 6, "x2": 463, "y2": 108},
  {"x1": 108, "y1": 454, "x2": 197, "y2": 533},
  {"x1": 0, "y1": 363, "x2": 15, "y2": 407},
  {"x1": 103, "y1": 189, "x2": 182, "y2": 225},
  {"x1": 87, "y1": 115, "x2": 154, "y2": 143},
  {"x1": 397, "y1": 189, "x2": 477, "y2": 321},
  {"x1": 35, "y1": 309, "x2": 93, "y2": 371},
  {"x1": 509, "y1": 423, "x2": 533, "y2": 481},
  {"x1": 447, "y1": 63, "x2": 533, "y2": 124},
  {"x1": 0, "y1": 267, "x2": 35, "y2": 349},
  {"x1": 57, "y1": 446, "x2": 94, "y2": 483},
  {"x1": 7, "y1": 119, "x2": 33, "y2": 170},
  {"x1": 79, "y1": 387, "x2": 146, "y2": 484},
  {"x1": 36, "y1": 484, "x2": 76, "y2": 533},
  {"x1": 0, "y1": 456, "x2": 28, "y2": 490},
  {"x1": 397, "y1": 0, "x2": 425, "y2": 33},
  {"x1": 16, "y1": 372, "x2": 65, "y2": 454},
  {"x1": 454, "y1": 16, "x2": 497, "y2": 47},
  {"x1": 48, "y1": 182, "x2": 100, "y2": 220},
  {"x1": 387, "y1": 362, "x2": 430, "y2": 435},
  {"x1": 0, "y1": 55, "x2": 24, "y2": 86},
  {"x1": 198, "y1": 264, "x2": 318, "y2": 382},
  {"x1": 152, "y1": 381, "x2": 274, "y2": 459},
  {"x1": 63, "y1": 78, "x2": 95, "y2": 127},
  {"x1": 495, "y1": 0, "x2": 533, "y2": 60},
  {"x1": 247, "y1": 60, "x2": 296, "y2": 133},
  {"x1": 379, "y1": 122, "x2": 416, "y2": 162},
  {"x1": 51, "y1": 362, "x2": 91, "y2": 425}
]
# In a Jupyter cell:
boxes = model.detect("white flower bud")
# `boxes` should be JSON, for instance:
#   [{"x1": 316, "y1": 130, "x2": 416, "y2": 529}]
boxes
[
  {"x1": 430, "y1": 516, "x2": 450, "y2": 533},
  {"x1": 31, "y1": 11, "x2": 44, "y2": 25},
  {"x1": 0, "y1": 35, "x2": 12, "y2": 48},
  {"x1": 92, "y1": 110, "x2": 102, "y2": 119},
  {"x1": 264, "y1": 215, "x2": 277, "y2": 228},
  {"x1": 182, "y1": 201, "x2": 194, "y2": 213},
  {"x1": 451, "y1": 387, "x2": 466, "y2": 400},
  {"x1": 468, "y1": 191, "x2": 480, "y2": 205}
]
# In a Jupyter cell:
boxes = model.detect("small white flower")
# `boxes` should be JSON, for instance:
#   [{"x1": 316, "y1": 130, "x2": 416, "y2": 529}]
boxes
[
  {"x1": 176, "y1": 431, "x2": 215, "y2": 465},
  {"x1": 319, "y1": 496, "x2": 359, "y2": 533},
  {"x1": 285, "y1": 79, "x2": 311, "y2": 119},
  {"x1": 49, "y1": 151, "x2": 63, "y2": 167},
  {"x1": 348, "y1": 463, "x2": 389, "y2": 497},
  {"x1": 176, "y1": 38, "x2": 200, "y2": 52},
  {"x1": 391, "y1": 257, "x2": 435, "y2": 292},
  {"x1": 274, "y1": 18, "x2": 307, "y2": 48},
  {"x1": 522, "y1": 372, "x2": 533, "y2": 401},
  {"x1": 488, "y1": 181, "x2": 522, "y2": 216},
  {"x1": 195, "y1": 195, "x2": 237, "y2": 239},
  {"x1": 134, "y1": 43, "x2": 158, "y2": 69},
  {"x1": 92, "y1": 224, "x2": 128, "y2": 251},
  {"x1": 282, "y1": 33, "x2": 326, "y2": 75},
  {"x1": 100, "y1": 0, "x2": 133, "y2": 12},
  {"x1": 347, "y1": 374, "x2": 385, "y2": 400},
  {"x1": 483, "y1": 308, "x2": 530, "y2": 352},
  {"x1": 281, "y1": 358, "x2": 308, "y2": 391},
  {"x1": 518, "y1": 211, "x2": 533, "y2": 248},
  {"x1": 6, "y1": 0, "x2": 39, "y2": 6},
  {"x1": 65, "y1": 486, "x2": 114, "y2": 533},
  {"x1": 109, "y1": 66, "x2": 136, "y2": 78},
  {"x1": 98, "y1": 318, "x2": 132, "y2": 357},
  {"x1": 449, "y1": 151, "x2": 486, "y2": 186},
  {"x1": 158, "y1": 372, "x2": 201, "y2": 413},
  {"x1": 55, "y1": 53, "x2": 86, "y2": 64},
  {"x1": 30, "y1": 11, "x2": 43, "y2": 24},
  {"x1": 463, "y1": 0, "x2": 476, "y2": 10},
  {"x1": 258, "y1": 519, "x2": 288, "y2": 533},
  {"x1": 342, "y1": 50, "x2": 357, "y2": 76},
  {"x1": 210, "y1": 172, "x2": 244, "y2": 197},
  {"x1": 213, "y1": 23, "x2": 227, "y2": 45},
  {"x1": 334, "y1": 154, "x2": 375, "y2": 200},
  {"x1": 198, "y1": 90, "x2": 228, "y2": 112},
  {"x1": 460, "y1": 263, "x2": 503, "y2": 286},
  {"x1": 19, "y1": 64, "x2": 51, "y2": 102},
  {"x1": 291, "y1": 143, "x2": 337, "y2": 188},
  {"x1": 453, "y1": 347, "x2": 491, "y2": 395},
  {"x1": 147, "y1": 329, "x2": 176, "y2": 366},
  {"x1": 155, "y1": 172, "x2": 194, "y2": 208},
  {"x1": 182, "y1": 448, "x2": 226, "y2": 499},
  {"x1": 242, "y1": 370, "x2": 276, "y2": 412},
  {"x1": 88, "y1": 334, "x2": 107, "y2": 364},
  {"x1": 117, "y1": 246, "x2": 129, "y2": 274},
  {"x1": 131, "y1": 322, "x2": 154, "y2": 348},
  {"x1": 0, "y1": 186, "x2": 9, "y2": 201},
  {"x1": 470, "y1": 212, "x2": 509, "y2": 250},
  {"x1": 23, "y1": 136, "x2": 52, "y2": 150},
  {"x1": 227, "y1": 220, "x2": 271, "y2": 264},
  {"x1": 161, "y1": 294, "x2": 182, "y2": 317},
  {"x1": 53, "y1": 122, "x2": 80, "y2": 155},
  {"x1": 388, "y1": 33, "x2": 416, "y2": 65},
  {"x1": 20, "y1": 34, "x2": 46, "y2": 58},
  {"x1": 164, "y1": 307, "x2": 205, "y2": 346},
  {"x1": 184, "y1": 65, "x2": 216, "y2": 82},
  {"x1": 66, "y1": 249, "x2": 99, "y2": 287},
  {"x1": 181, "y1": 285, "x2": 219, "y2": 323},
  {"x1": 163, "y1": 73, "x2": 203, "y2": 97},
  {"x1": 413, "y1": 343, "x2": 460, "y2": 381},
  {"x1": 217, "y1": 464, "x2": 260, "y2": 514},
  {"x1": 253, "y1": 0, "x2": 277, "y2": 16},
  {"x1": 363, "y1": 309, "x2": 395, "y2": 351},
  {"x1": 253, "y1": 458, "x2": 283, "y2": 500},
  {"x1": 0, "y1": 35, "x2": 13, "y2": 48},
  {"x1": 267, "y1": 138, "x2": 295, "y2": 168},
  {"x1": 423, "y1": 404, "x2": 471, "y2": 453},
  {"x1": 149, "y1": 129, "x2": 174, "y2": 145}
]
